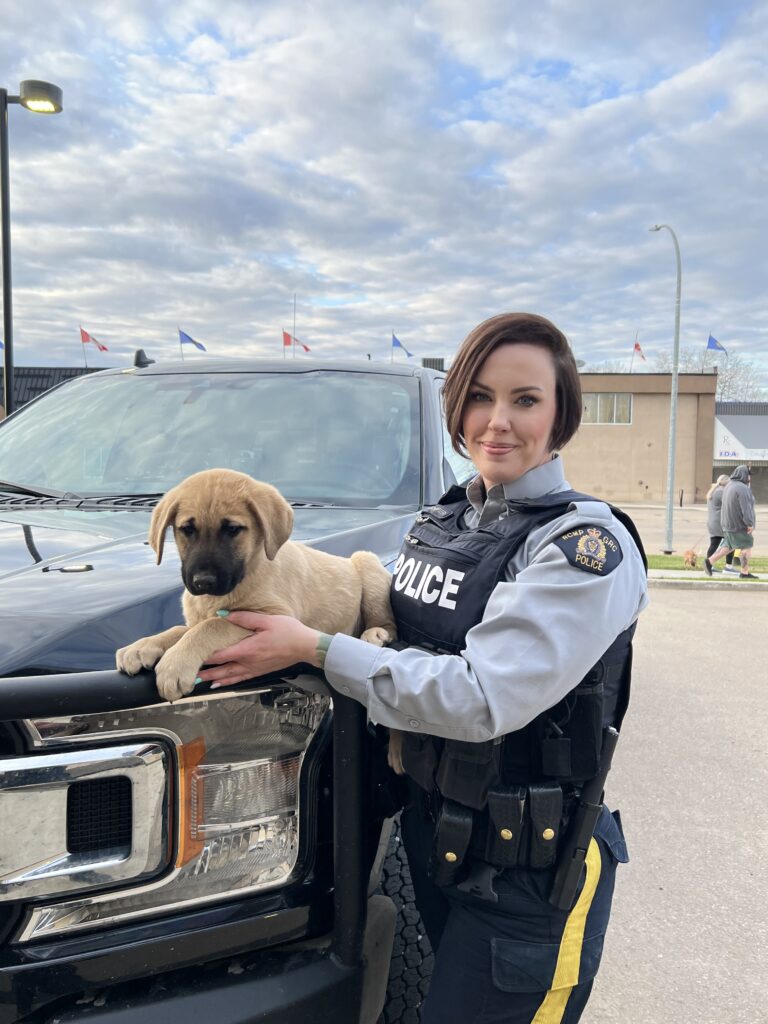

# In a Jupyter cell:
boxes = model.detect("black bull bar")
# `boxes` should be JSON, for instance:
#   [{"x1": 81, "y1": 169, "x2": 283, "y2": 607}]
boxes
[{"x1": 0, "y1": 665, "x2": 368, "y2": 969}]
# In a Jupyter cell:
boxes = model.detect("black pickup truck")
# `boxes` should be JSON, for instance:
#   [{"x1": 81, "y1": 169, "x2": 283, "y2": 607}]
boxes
[{"x1": 0, "y1": 358, "x2": 474, "y2": 1024}]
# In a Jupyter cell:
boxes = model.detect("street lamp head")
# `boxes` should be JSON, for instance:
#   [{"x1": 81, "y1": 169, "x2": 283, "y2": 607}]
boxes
[
  {"x1": 18, "y1": 80, "x2": 63, "y2": 114},
  {"x1": 649, "y1": 225, "x2": 662, "y2": 232}
]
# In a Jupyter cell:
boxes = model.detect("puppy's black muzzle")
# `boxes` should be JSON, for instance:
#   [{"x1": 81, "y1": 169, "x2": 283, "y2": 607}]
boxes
[
  {"x1": 182, "y1": 549, "x2": 246, "y2": 597},
  {"x1": 190, "y1": 571, "x2": 221, "y2": 595}
]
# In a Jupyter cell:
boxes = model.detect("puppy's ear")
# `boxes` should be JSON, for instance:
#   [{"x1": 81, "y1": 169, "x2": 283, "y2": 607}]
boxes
[
  {"x1": 245, "y1": 483, "x2": 294, "y2": 560},
  {"x1": 148, "y1": 492, "x2": 180, "y2": 565}
]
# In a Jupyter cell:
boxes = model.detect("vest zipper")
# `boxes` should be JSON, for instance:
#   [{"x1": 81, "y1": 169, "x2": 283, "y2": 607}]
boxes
[{"x1": 404, "y1": 534, "x2": 482, "y2": 566}]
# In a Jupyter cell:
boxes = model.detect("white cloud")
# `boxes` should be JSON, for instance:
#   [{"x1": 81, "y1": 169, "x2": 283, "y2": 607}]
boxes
[{"x1": 0, "y1": 0, "x2": 765, "y2": 385}]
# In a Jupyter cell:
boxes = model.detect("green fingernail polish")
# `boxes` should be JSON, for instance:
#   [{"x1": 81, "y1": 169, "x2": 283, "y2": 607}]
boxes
[
  {"x1": 194, "y1": 677, "x2": 203, "y2": 685},
  {"x1": 216, "y1": 609, "x2": 230, "y2": 617}
]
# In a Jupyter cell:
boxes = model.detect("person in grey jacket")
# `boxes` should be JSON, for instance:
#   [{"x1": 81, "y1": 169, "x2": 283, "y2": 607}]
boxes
[
  {"x1": 705, "y1": 465, "x2": 758, "y2": 578},
  {"x1": 705, "y1": 475, "x2": 735, "y2": 571}
]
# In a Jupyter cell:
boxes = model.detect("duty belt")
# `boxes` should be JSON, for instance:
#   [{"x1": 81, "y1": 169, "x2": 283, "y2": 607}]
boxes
[{"x1": 428, "y1": 782, "x2": 574, "y2": 891}]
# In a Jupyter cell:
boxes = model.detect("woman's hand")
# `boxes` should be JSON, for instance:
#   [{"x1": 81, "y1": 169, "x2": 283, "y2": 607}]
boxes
[{"x1": 196, "y1": 611, "x2": 322, "y2": 690}]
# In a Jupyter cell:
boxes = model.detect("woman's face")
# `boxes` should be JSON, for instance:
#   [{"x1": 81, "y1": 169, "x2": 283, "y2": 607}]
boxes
[{"x1": 462, "y1": 342, "x2": 558, "y2": 489}]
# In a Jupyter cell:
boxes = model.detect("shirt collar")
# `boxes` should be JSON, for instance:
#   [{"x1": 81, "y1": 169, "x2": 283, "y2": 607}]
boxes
[{"x1": 466, "y1": 454, "x2": 569, "y2": 515}]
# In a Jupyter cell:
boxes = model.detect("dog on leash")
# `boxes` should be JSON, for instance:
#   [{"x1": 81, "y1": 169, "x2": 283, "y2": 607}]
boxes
[
  {"x1": 116, "y1": 468, "x2": 405, "y2": 770},
  {"x1": 683, "y1": 549, "x2": 698, "y2": 568}
]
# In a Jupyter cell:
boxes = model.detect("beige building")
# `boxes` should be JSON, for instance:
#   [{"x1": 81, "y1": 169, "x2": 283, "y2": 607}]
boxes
[{"x1": 566, "y1": 372, "x2": 717, "y2": 504}]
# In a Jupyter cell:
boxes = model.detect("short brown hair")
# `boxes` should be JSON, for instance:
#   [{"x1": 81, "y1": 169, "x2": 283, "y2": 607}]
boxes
[{"x1": 443, "y1": 312, "x2": 582, "y2": 456}]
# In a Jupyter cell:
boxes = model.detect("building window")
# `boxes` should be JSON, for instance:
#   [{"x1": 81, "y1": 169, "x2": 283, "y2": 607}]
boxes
[{"x1": 582, "y1": 393, "x2": 632, "y2": 425}]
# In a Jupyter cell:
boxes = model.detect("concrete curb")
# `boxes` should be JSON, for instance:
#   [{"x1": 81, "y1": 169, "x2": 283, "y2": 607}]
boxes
[{"x1": 648, "y1": 577, "x2": 768, "y2": 591}]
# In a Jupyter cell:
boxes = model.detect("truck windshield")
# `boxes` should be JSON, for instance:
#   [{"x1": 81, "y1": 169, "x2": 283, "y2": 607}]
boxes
[{"x1": 0, "y1": 370, "x2": 422, "y2": 507}]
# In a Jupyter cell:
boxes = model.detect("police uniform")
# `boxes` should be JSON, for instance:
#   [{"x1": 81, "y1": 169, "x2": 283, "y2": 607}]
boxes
[{"x1": 324, "y1": 456, "x2": 648, "y2": 1024}]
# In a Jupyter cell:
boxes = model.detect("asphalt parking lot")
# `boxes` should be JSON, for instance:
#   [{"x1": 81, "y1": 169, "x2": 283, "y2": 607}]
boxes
[{"x1": 586, "y1": 584, "x2": 767, "y2": 1024}]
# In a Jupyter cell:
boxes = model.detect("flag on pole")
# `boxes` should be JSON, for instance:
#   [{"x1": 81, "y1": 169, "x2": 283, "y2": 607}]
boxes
[
  {"x1": 282, "y1": 330, "x2": 310, "y2": 352},
  {"x1": 707, "y1": 334, "x2": 728, "y2": 355},
  {"x1": 633, "y1": 340, "x2": 646, "y2": 362},
  {"x1": 392, "y1": 333, "x2": 413, "y2": 358},
  {"x1": 80, "y1": 327, "x2": 108, "y2": 352},
  {"x1": 179, "y1": 328, "x2": 206, "y2": 351}
]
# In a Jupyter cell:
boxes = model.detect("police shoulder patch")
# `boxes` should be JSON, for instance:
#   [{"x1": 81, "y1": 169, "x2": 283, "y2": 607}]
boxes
[{"x1": 553, "y1": 525, "x2": 623, "y2": 576}]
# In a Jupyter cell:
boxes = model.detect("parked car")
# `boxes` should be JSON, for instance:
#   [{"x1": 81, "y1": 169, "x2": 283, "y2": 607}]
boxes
[{"x1": 0, "y1": 357, "x2": 474, "y2": 1024}]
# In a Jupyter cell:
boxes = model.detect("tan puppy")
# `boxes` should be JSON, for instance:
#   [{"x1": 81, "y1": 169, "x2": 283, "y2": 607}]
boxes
[
  {"x1": 116, "y1": 469, "x2": 397, "y2": 718},
  {"x1": 683, "y1": 549, "x2": 698, "y2": 569}
]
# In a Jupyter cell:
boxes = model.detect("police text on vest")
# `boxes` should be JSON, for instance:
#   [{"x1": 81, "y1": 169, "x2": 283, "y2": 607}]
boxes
[{"x1": 393, "y1": 555, "x2": 465, "y2": 610}]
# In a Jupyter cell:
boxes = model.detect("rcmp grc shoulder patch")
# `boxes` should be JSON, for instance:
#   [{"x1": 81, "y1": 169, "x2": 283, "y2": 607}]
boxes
[{"x1": 553, "y1": 525, "x2": 623, "y2": 575}]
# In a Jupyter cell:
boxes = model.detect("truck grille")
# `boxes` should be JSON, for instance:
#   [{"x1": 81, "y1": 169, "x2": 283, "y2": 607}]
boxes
[{"x1": 67, "y1": 776, "x2": 132, "y2": 854}]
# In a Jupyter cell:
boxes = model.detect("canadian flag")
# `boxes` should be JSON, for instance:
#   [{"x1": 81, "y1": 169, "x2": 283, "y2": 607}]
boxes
[
  {"x1": 80, "y1": 326, "x2": 109, "y2": 352},
  {"x1": 282, "y1": 330, "x2": 310, "y2": 352},
  {"x1": 633, "y1": 340, "x2": 646, "y2": 362}
]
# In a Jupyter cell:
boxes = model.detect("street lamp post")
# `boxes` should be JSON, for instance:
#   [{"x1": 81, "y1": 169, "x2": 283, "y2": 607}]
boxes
[
  {"x1": 1, "y1": 80, "x2": 63, "y2": 416},
  {"x1": 650, "y1": 223, "x2": 682, "y2": 554}
]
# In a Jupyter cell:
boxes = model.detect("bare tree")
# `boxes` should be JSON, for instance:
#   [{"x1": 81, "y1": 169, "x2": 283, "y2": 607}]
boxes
[{"x1": 652, "y1": 347, "x2": 766, "y2": 401}]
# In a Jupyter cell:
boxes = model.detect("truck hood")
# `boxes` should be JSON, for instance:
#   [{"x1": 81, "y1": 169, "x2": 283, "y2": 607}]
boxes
[{"x1": 0, "y1": 503, "x2": 414, "y2": 676}]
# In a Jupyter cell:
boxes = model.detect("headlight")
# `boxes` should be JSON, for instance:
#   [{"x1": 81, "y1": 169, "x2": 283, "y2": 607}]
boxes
[{"x1": 10, "y1": 683, "x2": 330, "y2": 942}]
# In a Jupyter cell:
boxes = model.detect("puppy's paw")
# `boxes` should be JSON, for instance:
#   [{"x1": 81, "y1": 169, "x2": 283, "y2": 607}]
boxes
[
  {"x1": 155, "y1": 653, "x2": 198, "y2": 704},
  {"x1": 360, "y1": 626, "x2": 393, "y2": 648},
  {"x1": 116, "y1": 638, "x2": 167, "y2": 676},
  {"x1": 387, "y1": 729, "x2": 405, "y2": 775}
]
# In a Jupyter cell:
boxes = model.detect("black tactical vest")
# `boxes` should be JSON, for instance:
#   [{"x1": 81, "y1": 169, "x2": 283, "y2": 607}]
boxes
[{"x1": 393, "y1": 485, "x2": 646, "y2": 812}]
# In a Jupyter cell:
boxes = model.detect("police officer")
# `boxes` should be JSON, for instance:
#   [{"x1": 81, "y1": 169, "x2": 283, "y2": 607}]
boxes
[{"x1": 200, "y1": 312, "x2": 649, "y2": 1024}]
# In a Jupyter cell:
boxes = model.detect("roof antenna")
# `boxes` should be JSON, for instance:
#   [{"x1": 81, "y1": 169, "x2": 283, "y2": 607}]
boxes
[{"x1": 134, "y1": 349, "x2": 155, "y2": 368}]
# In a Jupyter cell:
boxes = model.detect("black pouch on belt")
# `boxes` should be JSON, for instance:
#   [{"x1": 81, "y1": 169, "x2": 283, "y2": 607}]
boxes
[
  {"x1": 484, "y1": 786, "x2": 526, "y2": 868},
  {"x1": 435, "y1": 738, "x2": 500, "y2": 810},
  {"x1": 526, "y1": 784, "x2": 563, "y2": 870},
  {"x1": 429, "y1": 798, "x2": 474, "y2": 887}
]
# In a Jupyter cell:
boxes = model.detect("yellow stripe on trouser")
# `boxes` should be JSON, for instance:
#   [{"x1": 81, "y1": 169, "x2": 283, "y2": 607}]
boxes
[{"x1": 531, "y1": 837, "x2": 602, "y2": 1024}]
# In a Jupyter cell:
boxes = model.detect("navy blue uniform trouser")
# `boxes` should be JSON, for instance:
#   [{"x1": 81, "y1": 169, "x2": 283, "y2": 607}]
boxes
[{"x1": 401, "y1": 797, "x2": 628, "y2": 1024}]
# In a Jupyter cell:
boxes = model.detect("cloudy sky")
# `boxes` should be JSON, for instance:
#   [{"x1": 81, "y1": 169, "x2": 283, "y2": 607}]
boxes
[{"x1": 1, "y1": 0, "x2": 767, "y2": 383}]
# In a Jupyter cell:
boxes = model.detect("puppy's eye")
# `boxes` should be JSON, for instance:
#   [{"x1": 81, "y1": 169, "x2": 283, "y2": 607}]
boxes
[
  {"x1": 223, "y1": 523, "x2": 245, "y2": 538},
  {"x1": 178, "y1": 522, "x2": 196, "y2": 537}
]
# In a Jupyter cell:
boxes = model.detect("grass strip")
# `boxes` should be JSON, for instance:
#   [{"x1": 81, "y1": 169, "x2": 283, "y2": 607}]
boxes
[{"x1": 646, "y1": 555, "x2": 768, "y2": 572}]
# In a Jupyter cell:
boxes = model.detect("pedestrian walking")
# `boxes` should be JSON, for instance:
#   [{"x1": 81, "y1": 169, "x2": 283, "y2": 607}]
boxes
[
  {"x1": 705, "y1": 466, "x2": 758, "y2": 579},
  {"x1": 705, "y1": 475, "x2": 735, "y2": 572}
]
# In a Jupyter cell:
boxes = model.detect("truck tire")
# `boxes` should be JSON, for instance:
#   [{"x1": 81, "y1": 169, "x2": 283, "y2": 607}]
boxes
[{"x1": 378, "y1": 815, "x2": 434, "y2": 1024}]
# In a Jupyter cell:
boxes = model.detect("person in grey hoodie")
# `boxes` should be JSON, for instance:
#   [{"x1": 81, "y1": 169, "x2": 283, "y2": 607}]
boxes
[{"x1": 705, "y1": 466, "x2": 758, "y2": 578}]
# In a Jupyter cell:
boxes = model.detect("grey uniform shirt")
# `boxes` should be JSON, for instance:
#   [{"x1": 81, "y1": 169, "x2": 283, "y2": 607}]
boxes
[{"x1": 324, "y1": 456, "x2": 649, "y2": 742}]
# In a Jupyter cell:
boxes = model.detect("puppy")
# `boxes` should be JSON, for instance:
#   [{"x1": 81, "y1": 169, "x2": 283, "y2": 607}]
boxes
[
  {"x1": 116, "y1": 469, "x2": 404, "y2": 771},
  {"x1": 683, "y1": 549, "x2": 697, "y2": 569}
]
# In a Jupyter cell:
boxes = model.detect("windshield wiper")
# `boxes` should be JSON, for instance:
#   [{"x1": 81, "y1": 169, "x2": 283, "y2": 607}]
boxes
[
  {"x1": 0, "y1": 480, "x2": 69, "y2": 499},
  {"x1": 74, "y1": 491, "x2": 165, "y2": 501}
]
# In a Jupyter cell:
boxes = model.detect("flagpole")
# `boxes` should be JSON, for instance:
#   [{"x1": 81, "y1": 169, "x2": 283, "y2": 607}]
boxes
[
  {"x1": 80, "y1": 327, "x2": 88, "y2": 369},
  {"x1": 178, "y1": 326, "x2": 184, "y2": 362},
  {"x1": 391, "y1": 329, "x2": 394, "y2": 364},
  {"x1": 629, "y1": 329, "x2": 638, "y2": 373},
  {"x1": 650, "y1": 223, "x2": 682, "y2": 554},
  {"x1": 293, "y1": 295, "x2": 296, "y2": 360}
]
